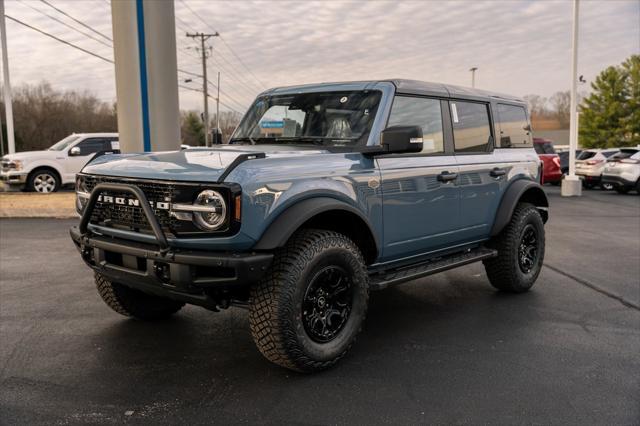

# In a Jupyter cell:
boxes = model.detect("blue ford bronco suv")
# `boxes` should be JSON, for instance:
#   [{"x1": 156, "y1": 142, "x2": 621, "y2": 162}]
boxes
[{"x1": 71, "y1": 80, "x2": 548, "y2": 372}]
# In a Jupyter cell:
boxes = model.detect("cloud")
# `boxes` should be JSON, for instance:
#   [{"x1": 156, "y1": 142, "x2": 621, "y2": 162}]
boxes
[{"x1": 4, "y1": 0, "x2": 640, "y2": 113}]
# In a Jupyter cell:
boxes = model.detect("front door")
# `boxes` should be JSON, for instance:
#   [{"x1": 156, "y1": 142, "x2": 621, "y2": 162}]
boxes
[{"x1": 377, "y1": 96, "x2": 461, "y2": 262}]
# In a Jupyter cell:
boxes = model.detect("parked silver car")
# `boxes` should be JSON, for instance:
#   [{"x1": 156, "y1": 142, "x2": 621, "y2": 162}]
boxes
[
  {"x1": 602, "y1": 150, "x2": 640, "y2": 194},
  {"x1": 575, "y1": 148, "x2": 619, "y2": 189}
]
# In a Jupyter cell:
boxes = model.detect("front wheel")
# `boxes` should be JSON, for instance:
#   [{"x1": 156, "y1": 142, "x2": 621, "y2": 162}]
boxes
[
  {"x1": 95, "y1": 273, "x2": 184, "y2": 320},
  {"x1": 27, "y1": 168, "x2": 60, "y2": 193},
  {"x1": 483, "y1": 203, "x2": 545, "y2": 293},
  {"x1": 249, "y1": 229, "x2": 369, "y2": 373}
]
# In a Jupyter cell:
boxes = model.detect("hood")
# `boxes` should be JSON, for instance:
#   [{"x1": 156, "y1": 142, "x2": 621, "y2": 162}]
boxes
[
  {"x1": 2, "y1": 150, "x2": 59, "y2": 162},
  {"x1": 82, "y1": 145, "x2": 329, "y2": 182}
]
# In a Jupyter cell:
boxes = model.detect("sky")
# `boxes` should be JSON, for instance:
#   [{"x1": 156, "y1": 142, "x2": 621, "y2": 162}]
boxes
[{"x1": 3, "y1": 0, "x2": 640, "y2": 114}]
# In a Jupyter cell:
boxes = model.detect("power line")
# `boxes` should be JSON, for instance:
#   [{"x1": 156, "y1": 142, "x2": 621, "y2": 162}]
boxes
[
  {"x1": 178, "y1": 0, "x2": 265, "y2": 92},
  {"x1": 39, "y1": 0, "x2": 112, "y2": 42},
  {"x1": 18, "y1": 0, "x2": 113, "y2": 49},
  {"x1": 178, "y1": 84, "x2": 241, "y2": 114},
  {"x1": 5, "y1": 15, "x2": 114, "y2": 64},
  {"x1": 219, "y1": 36, "x2": 266, "y2": 89}
]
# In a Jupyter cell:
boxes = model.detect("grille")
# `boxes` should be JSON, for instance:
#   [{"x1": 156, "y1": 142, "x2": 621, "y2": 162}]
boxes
[{"x1": 84, "y1": 175, "x2": 177, "y2": 234}]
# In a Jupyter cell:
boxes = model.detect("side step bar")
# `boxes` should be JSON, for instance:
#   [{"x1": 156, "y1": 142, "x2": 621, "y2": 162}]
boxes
[{"x1": 369, "y1": 247, "x2": 498, "y2": 291}]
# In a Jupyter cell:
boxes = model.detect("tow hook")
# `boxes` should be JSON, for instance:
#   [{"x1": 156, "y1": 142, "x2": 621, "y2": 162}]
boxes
[{"x1": 153, "y1": 261, "x2": 171, "y2": 283}]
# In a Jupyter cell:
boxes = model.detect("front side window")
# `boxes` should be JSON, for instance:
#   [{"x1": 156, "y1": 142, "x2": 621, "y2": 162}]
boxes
[
  {"x1": 231, "y1": 91, "x2": 382, "y2": 147},
  {"x1": 387, "y1": 96, "x2": 444, "y2": 154},
  {"x1": 451, "y1": 101, "x2": 492, "y2": 153},
  {"x1": 497, "y1": 104, "x2": 531, "y2": 147},
  {"x1": 75, "y1": 138, "x2": 107, "y2": 156}
]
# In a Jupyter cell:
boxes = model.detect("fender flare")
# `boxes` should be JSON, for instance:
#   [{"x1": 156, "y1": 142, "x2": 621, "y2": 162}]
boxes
[
  {"x1": 490, "y1": 179, "x2": 549, "y2": 236},
  {"x1": 252, "y1": 197, "x2": 379, "y2": 252}
]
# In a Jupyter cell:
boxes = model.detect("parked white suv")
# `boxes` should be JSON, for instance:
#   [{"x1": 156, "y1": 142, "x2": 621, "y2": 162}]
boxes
[
  {"x1": 602, "y1": 150, "x2": 640, "y2": 194},
  {"x1": 574, "y1": 148, "x2": 619, "y2": 189},
  {"x1": 1, "y1": 133, "x2": 119, "y2": 193}
]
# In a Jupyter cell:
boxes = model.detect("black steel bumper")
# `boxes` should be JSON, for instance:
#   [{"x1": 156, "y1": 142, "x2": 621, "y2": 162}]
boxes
[{"x1": 70, "y1": 182, "x2": 272, "y2": 309}]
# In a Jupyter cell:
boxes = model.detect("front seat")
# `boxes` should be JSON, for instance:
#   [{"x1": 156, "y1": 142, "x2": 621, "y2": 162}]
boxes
[{"x1": 326, "y1": 116, "x2": 352, "y2": 138}]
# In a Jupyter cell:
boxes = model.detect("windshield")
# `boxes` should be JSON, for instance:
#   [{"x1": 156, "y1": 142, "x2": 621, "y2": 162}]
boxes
[
  {"x1": 231, "y1": 90, "x2": 382, "y2": 147},
  {"x1": 49, "y1": 135, "x2": 80, "y2": 151}
]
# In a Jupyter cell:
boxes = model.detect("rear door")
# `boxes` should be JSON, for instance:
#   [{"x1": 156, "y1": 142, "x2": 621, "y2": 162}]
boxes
[
  {"x1": 452, "y1": 100, "x2": 511, "y2": 242},
  {"x1": 377, "y1": 95, "x2": 461, "y2": 261}
]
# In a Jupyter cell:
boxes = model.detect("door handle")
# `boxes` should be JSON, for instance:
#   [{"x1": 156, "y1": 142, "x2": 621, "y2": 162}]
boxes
[
  {"x1": 437, "y1": 171, "x2": 458, "y2": 182},
  {"x1": 490, "y1": 168, "x2": 506, "y2": 177}
]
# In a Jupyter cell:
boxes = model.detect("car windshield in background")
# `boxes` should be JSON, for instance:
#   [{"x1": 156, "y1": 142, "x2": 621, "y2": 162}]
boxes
[
  {"x1": 49, "y1": 135, "x2": 80, "y2": 151},
  {"x1": 231, "y1": 91, "x2": 382, "y2": 147}
]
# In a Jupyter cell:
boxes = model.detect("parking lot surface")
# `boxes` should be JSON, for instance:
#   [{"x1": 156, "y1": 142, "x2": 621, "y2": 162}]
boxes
[{"x1": 1, "y1": 187, "x2": 638, "y2": 425}]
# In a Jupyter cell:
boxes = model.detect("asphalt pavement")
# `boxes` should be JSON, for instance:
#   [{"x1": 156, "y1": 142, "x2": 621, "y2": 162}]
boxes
[{"x1": 0, "y1": 187, "x2": 638, "y2": 425}]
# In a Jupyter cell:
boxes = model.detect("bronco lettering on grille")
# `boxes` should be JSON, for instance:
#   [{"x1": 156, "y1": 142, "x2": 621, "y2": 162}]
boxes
[{"x1": 97, "y1": 194, "x2": 170, "y2": 210}]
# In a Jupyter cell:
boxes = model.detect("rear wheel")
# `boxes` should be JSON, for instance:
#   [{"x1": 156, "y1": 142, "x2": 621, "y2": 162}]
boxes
[
  {"x1": 95, "y1": 273, "x2": 184, "y2": 320},
  {"x1": 483, "y1": 203, "x2": 545, "y2": 293},
  {"x1": 249, "y1": 229, "x2": 369, "y2": 373},
  {"x1": 27, "y1": 168, "x2": 60, "y2": 193}
]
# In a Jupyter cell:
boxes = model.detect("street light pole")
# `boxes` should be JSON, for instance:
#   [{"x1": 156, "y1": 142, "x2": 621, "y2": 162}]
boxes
[
  {"x1": 186, "y1": 31, "x2": 219, "y2": 147},
  {"x1": 0, "y1": 0, "x2": 16, "y2": 154},
  {"x1": 561, "y1": 0, "x2": 582, "y2": 197},
  {"x1": 469, "y1": 67, "x2": 478, "y2": 88}
]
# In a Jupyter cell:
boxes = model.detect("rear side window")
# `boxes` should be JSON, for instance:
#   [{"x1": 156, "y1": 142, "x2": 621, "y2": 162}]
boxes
[
  {"x1": 450, "y1": 101, "x2": 492, "y2": 153},
  {"x1": 497, "y1": 104, "x2": 531, "y2": 147},
  {"x1": 578, "y1": 151, "x2": 596, "y2": 160},
  {"x1": 387, "y1": 96, "x2": 444, "y2": 154}
]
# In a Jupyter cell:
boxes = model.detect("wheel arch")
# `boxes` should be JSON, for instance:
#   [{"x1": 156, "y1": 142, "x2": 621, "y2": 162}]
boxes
[
  {"x1": 252, "y1": 197, "x2": 379, "y2": 264},
  {"x1": 26, "y1": 165, "x2": 63, "y2": 189},
  {"x1": 490, "y1": 179, "x2": 549, "y2": 237}
]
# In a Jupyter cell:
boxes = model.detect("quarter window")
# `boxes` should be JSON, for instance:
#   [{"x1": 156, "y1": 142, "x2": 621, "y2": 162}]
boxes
[
  {"x1": 387, "y1": 96, "x2": 444, "y2": 154},
  {"x1": 497, "y1": 104, "x2": 531, "y2": 147},
  {"x1": 451, "y1": 101, "x2": 492, "y2": 153}
]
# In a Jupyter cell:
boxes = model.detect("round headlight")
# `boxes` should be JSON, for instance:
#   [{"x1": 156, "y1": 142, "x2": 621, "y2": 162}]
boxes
[{"x1": 192, "y1": 190, "x2": 227, "y2": 231}]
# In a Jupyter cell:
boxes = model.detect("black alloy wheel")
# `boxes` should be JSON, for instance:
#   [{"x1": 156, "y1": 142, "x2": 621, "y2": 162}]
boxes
[
  {"x1": 302, "y1": 266, "x2": 353, "y2": 343},
  {"x1": 518, "y1": 225, "x2": 539, "y2": 274}
]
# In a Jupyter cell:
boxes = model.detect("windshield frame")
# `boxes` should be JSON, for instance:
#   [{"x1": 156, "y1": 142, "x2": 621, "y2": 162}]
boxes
[
  {"x1": 49, "y1": 135, "x2": 80, "y2": 151},
  {"x1": 231, "y1": 82, "x2": 395, "y2": 149}
]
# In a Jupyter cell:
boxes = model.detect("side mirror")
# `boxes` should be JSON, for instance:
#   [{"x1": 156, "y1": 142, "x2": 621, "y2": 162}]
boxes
[
  {"x1": 69, "y1": 146, "x2": 81, "y2": 156},
  {"x1": 379, "y1": 125, "x2": 423, "y2": 154}
]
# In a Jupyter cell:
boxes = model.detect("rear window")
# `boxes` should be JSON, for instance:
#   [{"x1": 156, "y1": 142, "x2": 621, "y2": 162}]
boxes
[
  {"x1": 534, "y1": 142, "x2": 556, "y2": 155},
  {"x1": 578, "y1": 151, "x2": 596, "y2": 160},
  {"x1": 610, "y1": 149, "x2": 638, "y2": 160},
  {"x1": 603, "y1": 151, "x2": 618, "y2": 158},
  {"x1": 497, "y1": 104, "x2": 531, "y2": 148}
]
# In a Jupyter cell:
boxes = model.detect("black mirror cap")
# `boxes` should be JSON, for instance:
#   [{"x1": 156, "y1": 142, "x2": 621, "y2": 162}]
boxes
[{"x1": 380, "y1": 125, "x2": 423, "y2": 154}]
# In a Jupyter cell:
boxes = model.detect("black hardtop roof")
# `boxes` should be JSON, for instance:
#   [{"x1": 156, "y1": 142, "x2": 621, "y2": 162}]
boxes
[{"x1": 262, "y1": 79, "x2": 525, "y2": 104}]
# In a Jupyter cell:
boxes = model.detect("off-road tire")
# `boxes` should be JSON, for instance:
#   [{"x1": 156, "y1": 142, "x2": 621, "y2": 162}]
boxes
[
  {"x1": 95, "y1": 273, "x2": 184, "y2": 320},
  {"x1": 249, "y1": 229, "x2": 369, "y2": 373},
  {"x1": 483, "y1": 203, "x2": 545, "y2": 293}
]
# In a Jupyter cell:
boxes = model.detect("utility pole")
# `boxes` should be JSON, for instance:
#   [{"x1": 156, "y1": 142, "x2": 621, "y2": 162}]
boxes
[
  {"x1": 186, "y1": 32, "x2": 219, "y2": 146},
  {"x1": 216, "y1": 71, "x2": 220, "y2": 137},
  {"x1": 1, "y1": 0, "x2": 16, "y2": 154},
  {"x1": 561, "y1": 0, "x2": 582, "y2": 197},
  {"x1": 469, "y1": 67, "x2": 478, "y2": 88}
]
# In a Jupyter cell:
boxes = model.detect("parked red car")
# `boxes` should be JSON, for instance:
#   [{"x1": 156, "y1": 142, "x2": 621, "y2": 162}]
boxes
[{"x1": 534, "y1": 138, "x2": 563, "y2": 185}]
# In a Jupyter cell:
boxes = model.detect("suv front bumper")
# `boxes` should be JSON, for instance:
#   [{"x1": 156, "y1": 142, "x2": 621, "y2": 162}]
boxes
[
  {"x1": 0, "y1": 171, "x2": 27, "y2": 185},
  {"x1": 70, "y1": 226, "x2": 273, "y2": 307},
  {"x1": 70, "y1": 181, "x2": 272, "y2": 309}
]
